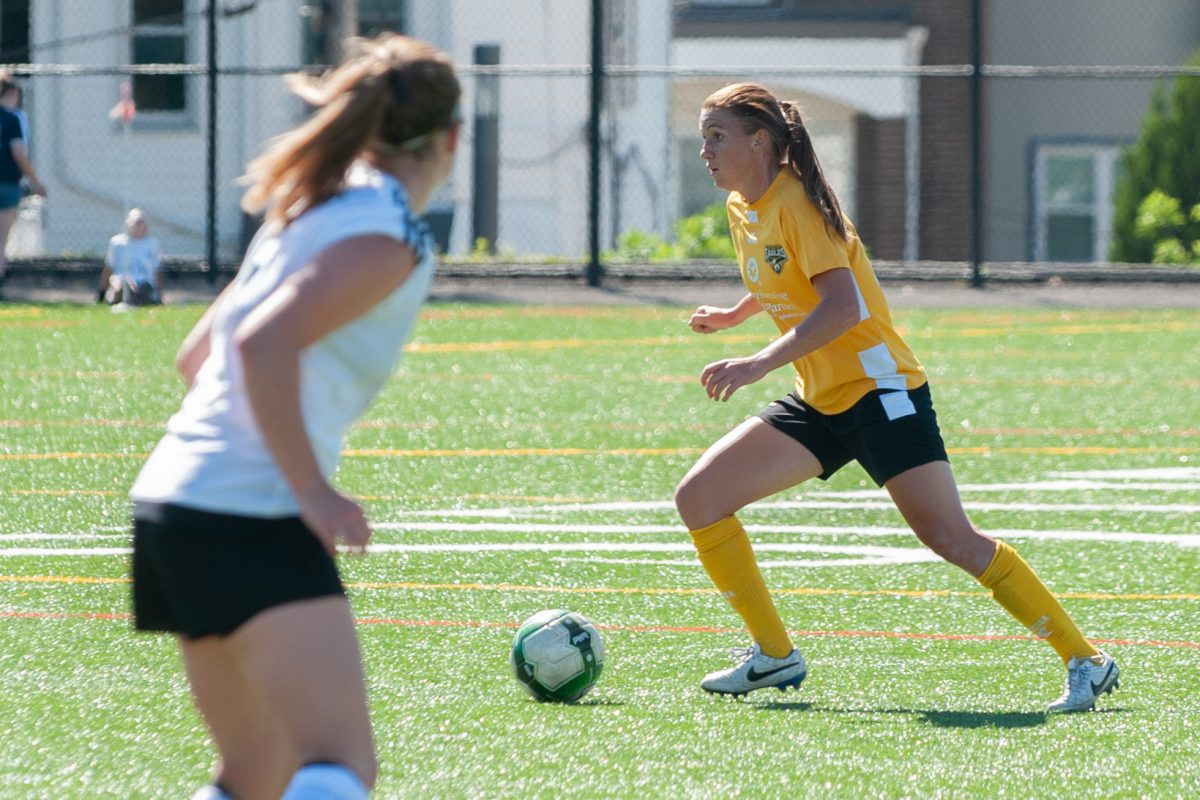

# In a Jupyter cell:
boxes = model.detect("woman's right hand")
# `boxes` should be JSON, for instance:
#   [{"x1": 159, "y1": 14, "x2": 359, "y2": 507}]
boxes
[
  {"x1": 688, "y1": 305, "x2": 737, "y2": 333},
  {"x1": 295, "y1": 482, "x2": 372, "y2": 556}
]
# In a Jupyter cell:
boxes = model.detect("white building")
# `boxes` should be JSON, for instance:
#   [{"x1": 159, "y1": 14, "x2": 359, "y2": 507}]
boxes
[
  {"x1": 10, "y1": 0, "x2": 932, "y2": 263},
  {"x1": 18, "y1": 1, "x2": 1179, "y2": 266}
]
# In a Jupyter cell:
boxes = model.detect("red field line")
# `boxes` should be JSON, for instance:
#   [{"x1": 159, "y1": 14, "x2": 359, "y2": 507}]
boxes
[
  {"x1": 3, "y1": 610, "x2": 1197, "y2": 650},
  {"x1": 5, "y1": 575, "x2": 1200, "y2": 603}
]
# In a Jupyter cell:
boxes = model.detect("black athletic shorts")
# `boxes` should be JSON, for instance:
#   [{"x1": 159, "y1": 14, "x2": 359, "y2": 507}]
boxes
[
  {"x1": 756, "y1": 382, "x2": 948, "y2": 487},
  {"x1": 131, "y1": 501, "x2": 345, "y2": 639}
]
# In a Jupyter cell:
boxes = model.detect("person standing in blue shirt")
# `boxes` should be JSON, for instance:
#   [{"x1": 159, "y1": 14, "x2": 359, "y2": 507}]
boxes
[{"x1": 0, "y1": 76, "x2": 46, "y2": 290}]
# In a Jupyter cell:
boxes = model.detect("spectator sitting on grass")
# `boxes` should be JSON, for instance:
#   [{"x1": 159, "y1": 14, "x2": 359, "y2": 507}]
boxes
[{"x1": 98, "y1": 208, "x2": 163, "y2": 307}]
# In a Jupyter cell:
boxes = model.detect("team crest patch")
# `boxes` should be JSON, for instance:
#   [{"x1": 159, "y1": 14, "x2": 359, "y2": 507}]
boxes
[{"x1": 764, "y1": 246, "x2": 788, "y2": 273}]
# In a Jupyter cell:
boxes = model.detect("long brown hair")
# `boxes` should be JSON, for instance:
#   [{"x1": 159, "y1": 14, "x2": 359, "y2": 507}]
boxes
[
  {"x1": 703, "y1": 82, "x2": 847, "y2": 240},
  {"x1": 242, "y1": 34, "x2": 460, "y2": 226}
]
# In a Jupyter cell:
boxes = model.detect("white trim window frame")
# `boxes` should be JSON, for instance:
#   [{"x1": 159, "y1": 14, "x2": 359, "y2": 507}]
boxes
[{"x1": 1033, "y1": 142, "x2": 1120, "y2": 263}]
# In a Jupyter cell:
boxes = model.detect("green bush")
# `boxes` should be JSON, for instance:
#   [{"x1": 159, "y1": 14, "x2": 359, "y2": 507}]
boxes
[
  {"x1": 1110, "y1": 51, "x2": 1200, "y2": 262},
  {"x1": 1132, "y1": 190, "x2": 1200, "y2": 265},
  {"x1": 609, "y1": 202, "x2": 736, "y2": 262}
]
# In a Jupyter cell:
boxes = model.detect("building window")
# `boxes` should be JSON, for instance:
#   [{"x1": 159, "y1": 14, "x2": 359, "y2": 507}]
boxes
[
  {"x1": 359, "y1": 0, "x2": 407, "y2": 35},
  {"x1": 0, "y1": 0, "x2": 31, "y2": 64},
  {"x1": 1034, "y1": 144, "x2": 1120, "y2": 263},
  {"x1": 131, "y1": 0, "x2": 188, "y2": 113},
  {"x1": 685, "y1": 0, "x2": 778, "y2": 7}
]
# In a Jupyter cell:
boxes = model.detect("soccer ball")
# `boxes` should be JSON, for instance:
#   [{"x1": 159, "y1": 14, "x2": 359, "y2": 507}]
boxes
[{"x1": 510, "y1": 609, "x2": 605, "y2": 703}]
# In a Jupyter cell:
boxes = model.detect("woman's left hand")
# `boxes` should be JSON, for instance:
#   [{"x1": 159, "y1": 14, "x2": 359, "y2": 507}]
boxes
[
  {"x1": 296, "y1": 482, "x2": 372, "y2": 556},
  {"x1": 700, "y1": 356, "x2": 768, "y2": 402}
]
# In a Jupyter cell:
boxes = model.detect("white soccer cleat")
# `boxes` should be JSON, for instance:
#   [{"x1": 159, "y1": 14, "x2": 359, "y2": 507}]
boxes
[
  {"x1": 700, "y1": 643, "x2": 807, "y2": 698},
  {"x1": 1046, "y1": 650, "x2": 1120, "y2": 713}
]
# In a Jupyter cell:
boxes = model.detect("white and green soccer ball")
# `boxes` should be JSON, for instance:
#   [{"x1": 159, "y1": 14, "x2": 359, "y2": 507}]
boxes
[{"x1": 510, "y1": 609, "x2": 605, "y2": 703}]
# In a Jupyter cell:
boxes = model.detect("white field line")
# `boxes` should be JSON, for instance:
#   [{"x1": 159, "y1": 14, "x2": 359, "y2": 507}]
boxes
[
  {"x1": 381, "y1": 522, "x2": 1200, "y2": 546},
  {"x1": 1, "y1": 547, "x2": 133, "y2": 556},
  {"x1": 0, "y1": 541, "x2": 942, "y2": 568},
  {"x1": 5, "y1": 467, "x2": 1195, "y2": 557},
  {"x1": 3, "y1": 522, "x2": 1197, "y2": 559},
  {"x1": 1048, "y1": 467, "x2": 1200, "y2": 480},
  {"x1": 0, "y1": 532, "x2": 129, "y2": 540},
  {"x1": 398, "y1": 498, "x2": 1200, "y2": 517},
  {"x1": 0, "y1": 544, "x2": 935, "y2": 568}
]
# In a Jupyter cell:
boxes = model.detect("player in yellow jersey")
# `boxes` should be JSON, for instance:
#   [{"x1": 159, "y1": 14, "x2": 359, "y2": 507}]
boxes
[{"x1": 676, "y1": 82, "x2": 1118, "y2": 712}]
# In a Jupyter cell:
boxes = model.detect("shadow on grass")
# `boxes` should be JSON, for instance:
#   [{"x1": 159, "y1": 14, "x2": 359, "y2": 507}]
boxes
[
  {"x1": 916, "y1": 709, "x2": 1046, "y2": 729},
  {"x1": 561, "y1": 699, "x2": 627, "y2": 708},
  {"x1": 917, "y1": 706, "x2": 1132, "y2": 727},
  {"x1": 757, "y1": 703, "x2": 1072, "y2": 729}
]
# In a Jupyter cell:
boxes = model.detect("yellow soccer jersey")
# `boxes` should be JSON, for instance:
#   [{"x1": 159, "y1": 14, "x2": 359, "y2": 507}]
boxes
[{"x1": 727, "y1": 170, "x2": 926, "y2": 414}]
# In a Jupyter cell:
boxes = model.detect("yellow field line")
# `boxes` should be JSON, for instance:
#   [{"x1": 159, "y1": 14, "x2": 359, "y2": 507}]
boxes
[
  {"x1": 342, "y1": 446, "x2": 704, "y2": 457},
  {"x1": 0, "y1": 452, "x2": 147, "y2": 460},
  {"x1": 947, "y1": 446, "x2": 1200, "y2": 456},
  {"x1": 6, "y1": 489, "x2": 121, "y2": 496},
  {"x1": 0, "y1": 320, "x2": 84, "y2": 330},
  {"x1": 356, "y1": 493, "x2": 597, "y2": 503},
  {"x1": 3, "y1": 575, "x2": 127, "y2": 585},
  {"x1": 951, "y1": 320, "x2": 1200, "y2": 337},
  {"x1": 419, "y1": 306, "x2": 683, "y2": 321},
  {"x1": 0, "y1": 418, "x2": 163, "y2": 428},
  {"x1": 3, "y1": 417, "x2": 1197, "y2": 440},
  {"x1": 404, "y1": 333, "x2": 767, "y2": 353},
  {"x1": 3, "y1": 574, "x2": 1197, "y2": 602},
  {"x1": 404, "y1": 321, "x2": 1200, "y2": 353},
  {"x1": 9, "y1": 370, "x2": 158, "y2": 379}
]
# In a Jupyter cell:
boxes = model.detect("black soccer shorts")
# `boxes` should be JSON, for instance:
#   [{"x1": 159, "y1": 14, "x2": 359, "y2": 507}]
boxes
[
  {"x1": 756, "y1": 382, "x2": 949, "y2": 486},
  {"x1": 132, "y1": 501, "x2": 345, "y2": 638}
]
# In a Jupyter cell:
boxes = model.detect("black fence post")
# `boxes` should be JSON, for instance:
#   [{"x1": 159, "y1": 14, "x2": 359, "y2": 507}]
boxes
[
  {"x1": 585, "y1": 0, "x2": 604, "y2": 287},
  {"x1": 472, "y1": 44, "x2": 500, "y2": 255},
  {"x1": 205, "y1": 1, "x2": 218, "y2": 282},
  {"x1": 970, "y1": 0, "x2": 984, "y2": 287}
]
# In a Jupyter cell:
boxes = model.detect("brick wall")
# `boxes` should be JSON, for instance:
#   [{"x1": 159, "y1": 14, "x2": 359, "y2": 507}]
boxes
[
  {"x1": 911, "y1": 0, "x2": 976, "y2": 261},
  {"x1": 854, "y1": 115, "x2": 907, "y2": 259}
]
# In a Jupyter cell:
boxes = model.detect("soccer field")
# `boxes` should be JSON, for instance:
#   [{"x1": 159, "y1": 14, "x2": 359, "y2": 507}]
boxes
[{"x1": 1, "y1": 301, "x2": 1198, "y2": 799}]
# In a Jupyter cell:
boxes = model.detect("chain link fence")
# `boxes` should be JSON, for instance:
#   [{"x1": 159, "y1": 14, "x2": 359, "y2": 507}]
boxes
[{"x1": 2, "y1": 0, "x2": 1198, "y2": 286}]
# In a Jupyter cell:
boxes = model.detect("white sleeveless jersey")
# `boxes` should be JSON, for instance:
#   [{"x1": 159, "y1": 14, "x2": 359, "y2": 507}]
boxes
[{"x1": 130, "y1": 162, "x2": 434, "y2": 516}]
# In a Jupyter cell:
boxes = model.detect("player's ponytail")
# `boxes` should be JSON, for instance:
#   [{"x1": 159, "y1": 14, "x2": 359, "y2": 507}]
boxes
[
  {"x1": 242, "y1": 34, "x2": 460, "y2": 226},
  {"x1": 703, "y1": 83, "x2": 847, "y2": 241},
  {"x1": 778, "y1": 100, "x2": 847, "y2": 241}
]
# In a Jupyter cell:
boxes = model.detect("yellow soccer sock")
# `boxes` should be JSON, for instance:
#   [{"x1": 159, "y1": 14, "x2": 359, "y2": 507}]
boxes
[
  {"x1": 690, "y1": 516, "x2": 793, "y2": 658},
  {"x1": 977, "y1": 541, "x2": 1100, "y2": 663}
]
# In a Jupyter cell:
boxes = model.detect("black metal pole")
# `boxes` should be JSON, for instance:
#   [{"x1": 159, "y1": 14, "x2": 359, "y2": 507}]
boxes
[
  {"x1": 472, "y1": 44, "x2": 500, "y2": 254},
  {"x1": 585, "y1": 0, "x2": 604, "y2": 287},
  {"x1": 205, "y1": 2, "x2": 218, "y2": 282},
  {"x1": 969, "y1": 0, "x2": 984, "y2": 287}
]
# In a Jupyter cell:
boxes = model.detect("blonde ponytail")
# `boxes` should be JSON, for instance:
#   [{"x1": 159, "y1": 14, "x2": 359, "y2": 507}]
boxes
[
  {"x1": 241, "y1": 35, "x2": 460, "y2": 227},
  {"x1": 779, "y1": 100, "x2": 847, "y2": 241}
]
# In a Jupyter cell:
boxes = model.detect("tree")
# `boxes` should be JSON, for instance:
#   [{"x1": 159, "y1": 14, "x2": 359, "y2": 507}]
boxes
[
  {"x1": 1132, "y1": 190, "x2": 1200, "y2": 265},
  {"x1": 1109, "y1": 51, "x2": 1200, "y2": 263}
]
